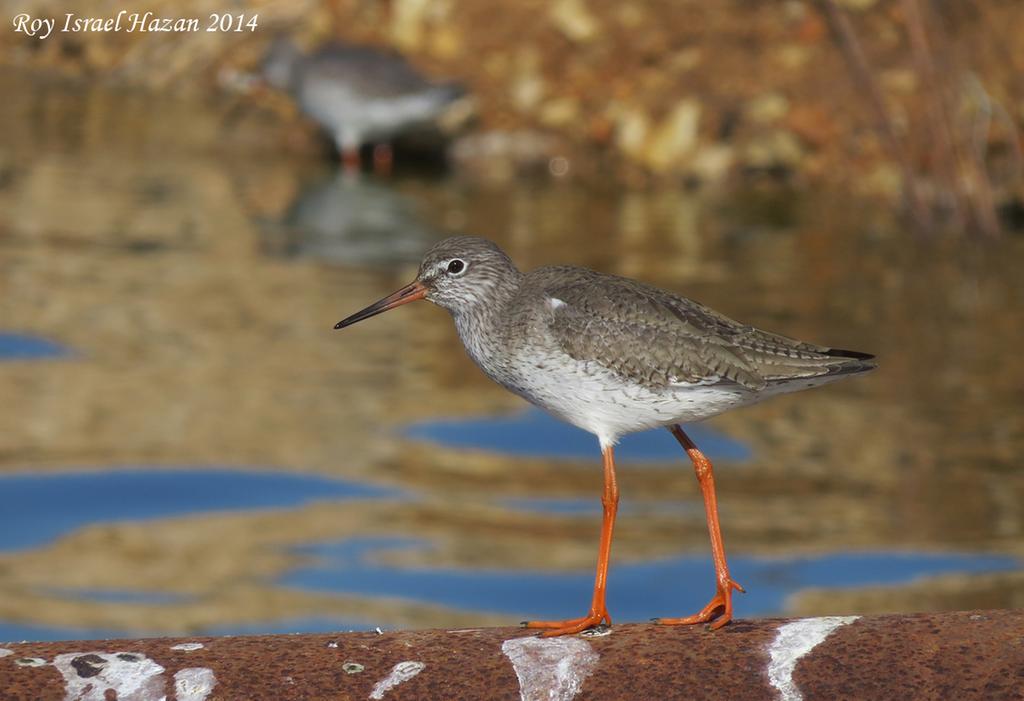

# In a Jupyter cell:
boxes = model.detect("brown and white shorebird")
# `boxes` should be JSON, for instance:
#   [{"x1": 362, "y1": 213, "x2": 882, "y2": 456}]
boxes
[
  {"x1": 335, "y1": 236, "x2": 875, "y2": 637},
  {"x1": 262, "y1": 38, "x2": 464, "y2": 172}
]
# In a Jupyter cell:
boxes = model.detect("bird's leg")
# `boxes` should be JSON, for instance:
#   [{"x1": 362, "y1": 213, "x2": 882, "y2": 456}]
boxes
[
  {"x1": 657, "y1": 424, "x2": 744, "y2": 630},
  {"x1": 372, "y1": 143, "x2": 394, "y2": 175},
  {"x1": 524, "y1": 444, "x2": 618, "y2": 636}
]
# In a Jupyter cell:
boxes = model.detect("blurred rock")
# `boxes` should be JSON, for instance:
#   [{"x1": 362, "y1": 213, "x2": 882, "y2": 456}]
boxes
[
  {"x1": 539, "y1": 97, "x2": 580, "y2": 128},
  {"x1": 615, "y1": 107, "x2": 651, "y2": 163},
  {"x1": 858, "y1": 163, "x2": 904, "y2": 198},
  {"x1": 511, "y1": 49, "x2": 545, "y2": 113},
  {"x1": 390, "y1": 0, "x2": 432, "y2": 51},
  {"x1": 743, "y1": 130, "x2": 805, "y2": 171},
  {"x1": 645, "y1": 99, "x2": 702, "y2": 173},
  {"x1": 429, "y1": 26, "x2": 463, "y2": 60},
  {"x1": 880, "y1": 69, "x2": 919, "y2": 95},
  {"x1": 614, "y1": 4, "x2": 647, "y2": 29},
  {"x1": 549, "y1": 0, "x2": 602, "y2": 43},
  {"x1": 668, "y1": 48, "x2": 703, "y2": 74},
  {"x1": 774, "y1": 44, "x2": 812, "y2": 70},
  {"x1": 746, "y1": 93, "x2": 791, "y2": 126},
  {"x1": 689, "y1": 144, "x2": 735, "y2": 185}
]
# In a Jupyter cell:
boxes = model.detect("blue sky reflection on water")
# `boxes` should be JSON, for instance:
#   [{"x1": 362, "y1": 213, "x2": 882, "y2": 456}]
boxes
[
  {"x1": 0, "y1": 621, "x2": 137, "y2": 644},
  {"x1": 280, "y1": 537, "x2": 1021, "y2": 624},
  {"x1": 0, "y1": 468, "x2": 1018, "y2": 641},
  {"x1": 0, "y1": 332, "x2": 73, "y2": 360},
  {"x1": 405, "y1": 408, "x2": 751, "y2": 462},
  {"x1": 0, "y1": 469, "x2": 403, "y2": 552}
]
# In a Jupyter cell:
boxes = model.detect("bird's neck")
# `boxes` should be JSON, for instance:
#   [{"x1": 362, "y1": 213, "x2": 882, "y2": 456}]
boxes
[{"x1": 451, "y1": 276, "x2": 521, "y2": 374}]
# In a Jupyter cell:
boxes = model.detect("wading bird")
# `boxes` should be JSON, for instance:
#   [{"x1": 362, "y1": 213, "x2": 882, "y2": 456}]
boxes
[
  {"x1": 263, "y1": 38, "x2": 464, "y2": 172},
  {"x1": 335, "y1": 236, "x2": 875, "y2": 636}
]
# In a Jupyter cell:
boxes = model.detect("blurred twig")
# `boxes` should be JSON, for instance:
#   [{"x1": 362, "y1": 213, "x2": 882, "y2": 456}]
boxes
[
  {"x1": 817, "y1": 0, "x2": 932, "y2": 235},
  {"x1": 901, "y1": 0, "x2": 961, "y2": 228},
  {"x1": 961, "y1": 74, "x2": 1023, "y2": 195},
  {"x1": 902, "y1": 0, "x2": 1001, "y2": 238},
  {"x1": 818, "y1": 0, "x2": 1006, "y2": 238}
]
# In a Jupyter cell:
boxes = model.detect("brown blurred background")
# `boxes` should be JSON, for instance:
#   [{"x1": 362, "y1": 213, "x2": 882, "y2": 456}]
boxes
[{"x1": 4, "y1": 0, "x2": 1024, "y2": 233}]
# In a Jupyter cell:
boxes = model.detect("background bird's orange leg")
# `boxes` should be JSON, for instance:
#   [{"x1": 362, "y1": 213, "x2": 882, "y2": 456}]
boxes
[
  {"x1": 657, "y1": 424, "x2": 744, "y2": 630},
  {"x1": 372, "y1": 143, "x2": 394, "y2": 175},
  {"x1": 525, "y1": 444, "x2": 618, "y2": 636},
  {"x1": 341, "y1": 146, "x2": 361, "y2": 172}
]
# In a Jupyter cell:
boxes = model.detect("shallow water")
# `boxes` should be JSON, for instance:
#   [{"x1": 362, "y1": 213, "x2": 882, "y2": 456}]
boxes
[
  {"x1": 281, "y1": 537, "x2": 1020, "y2": 622},
  {"x1": 0, "y1": 71, "x2": 1022, "y2": 640},
  {"x1": 0, "y1": 333, "x2": 72, "y2": 360},
  {"x1": 405, "y1": 409, "x2": 751, "y2": 462},
  {"x1": 0, "y1": 469, "x2": 401, "y2": 551}
]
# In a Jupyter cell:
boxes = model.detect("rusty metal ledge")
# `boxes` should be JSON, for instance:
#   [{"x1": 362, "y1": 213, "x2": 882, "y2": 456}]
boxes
[{"x1": 1, "y1": 610, "x2": 1022, "y2": 700}]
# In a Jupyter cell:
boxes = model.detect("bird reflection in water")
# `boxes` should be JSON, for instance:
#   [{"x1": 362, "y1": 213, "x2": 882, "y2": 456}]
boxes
[{"x1": 263, "y1": 172, "x2": 441, "y2": 266}]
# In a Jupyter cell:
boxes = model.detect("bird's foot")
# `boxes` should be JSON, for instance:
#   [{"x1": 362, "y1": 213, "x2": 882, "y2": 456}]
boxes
[
  {"x1": 654, "y1": 578, "x2": 744, "y2": 630},
  {"x1": 521, "y1": 610, "x2": 611, "y2": 637}
]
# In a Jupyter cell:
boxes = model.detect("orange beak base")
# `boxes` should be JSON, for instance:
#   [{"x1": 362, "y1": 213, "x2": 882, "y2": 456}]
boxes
[{"x1": 334, "y1": 281, "x2": 428, "y2": 329}]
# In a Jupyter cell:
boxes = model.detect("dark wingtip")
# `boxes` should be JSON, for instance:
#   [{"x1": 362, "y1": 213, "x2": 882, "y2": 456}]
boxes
[
  {"x1": 826, "y1": 348, "x2": 875, "y2": 362},
  {"x1": 825, "y1": 347, "x2": 877, "y2": 375},
  {"x1": 333, "y1": 321, "x2": 344, "y2": 330}
]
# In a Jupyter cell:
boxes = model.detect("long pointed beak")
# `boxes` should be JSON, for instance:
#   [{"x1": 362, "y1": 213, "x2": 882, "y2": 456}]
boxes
[{"x1": 334, "y1": 280, "x2": 428, "y2": 329}]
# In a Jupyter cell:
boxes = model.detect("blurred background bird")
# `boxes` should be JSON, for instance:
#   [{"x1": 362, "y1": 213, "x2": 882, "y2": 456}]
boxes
[{"x1": 261, "y1": 37, "x2": 467, "y2": 173}]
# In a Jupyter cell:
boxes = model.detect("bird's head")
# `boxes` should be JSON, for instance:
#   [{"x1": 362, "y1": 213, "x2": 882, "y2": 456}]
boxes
[{"x1": 334, "y1": 236, "x2": 521, "y2": 329}]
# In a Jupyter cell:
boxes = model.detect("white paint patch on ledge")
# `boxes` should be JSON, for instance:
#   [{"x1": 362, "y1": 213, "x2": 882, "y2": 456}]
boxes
[
  {"x1": 171, "y1": 642, "x2": 205, "y2": 652},
  {"x1": 46, "y1": 651, "x2": 217, "y2": 701},
  {"x1": 767, "y1": 616, "x2": 859, "y2": 701},
  {"x1": 174, "y1": 666, "x2": 217, "y2": 701},
  {"x1": 502, "y1": 636, "x2": 600, "y2": 701},
  {"x1": 53, "y1": 651, "x2": 166, "y2": 701},
  {"x1": 369, "y1": 660, "x2": 425, "y2": 699}
]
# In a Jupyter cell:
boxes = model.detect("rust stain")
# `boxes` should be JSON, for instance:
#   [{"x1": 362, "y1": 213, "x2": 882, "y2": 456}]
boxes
[{"x1": 0, "y1": 611, "x2": 1021, "y2": 700}]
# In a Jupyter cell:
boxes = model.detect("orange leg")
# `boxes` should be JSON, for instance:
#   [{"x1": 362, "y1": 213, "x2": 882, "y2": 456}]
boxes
[
  {"x1": 341, "y1": 146, "x2": 361, "y2": 173},
  {"x1": 372, "y1": 143, "x2": 394, "y2": 175},
  {"x1": 524, "y1": 444, "x2": 618, "y2": 637},
  {"x1": 657, "y1": 424, "x2": 744, "y2": 630}
]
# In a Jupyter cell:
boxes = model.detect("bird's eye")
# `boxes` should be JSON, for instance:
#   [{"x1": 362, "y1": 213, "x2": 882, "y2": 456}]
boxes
[{"x1": 447, "y1": 259, "x2": 466, "y2": 275}]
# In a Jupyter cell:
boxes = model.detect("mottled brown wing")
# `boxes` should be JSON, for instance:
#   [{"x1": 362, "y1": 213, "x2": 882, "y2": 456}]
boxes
[
  {"x1": 305, "y1": 45, "x2": 440, "y2": 99},
  {"x1": 539, "y1": 268, "x2": 867, "y2": 391}
]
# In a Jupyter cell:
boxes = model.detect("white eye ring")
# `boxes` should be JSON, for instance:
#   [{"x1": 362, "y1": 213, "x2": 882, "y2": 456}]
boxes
[{"x1": 446, "y1": 259, "x2": 467, "y2": 275}]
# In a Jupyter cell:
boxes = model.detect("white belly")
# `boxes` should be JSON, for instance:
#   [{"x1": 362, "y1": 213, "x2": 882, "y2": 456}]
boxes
[{"x1": 501, "y1": 353, "x2": 755, "y2": 446}]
